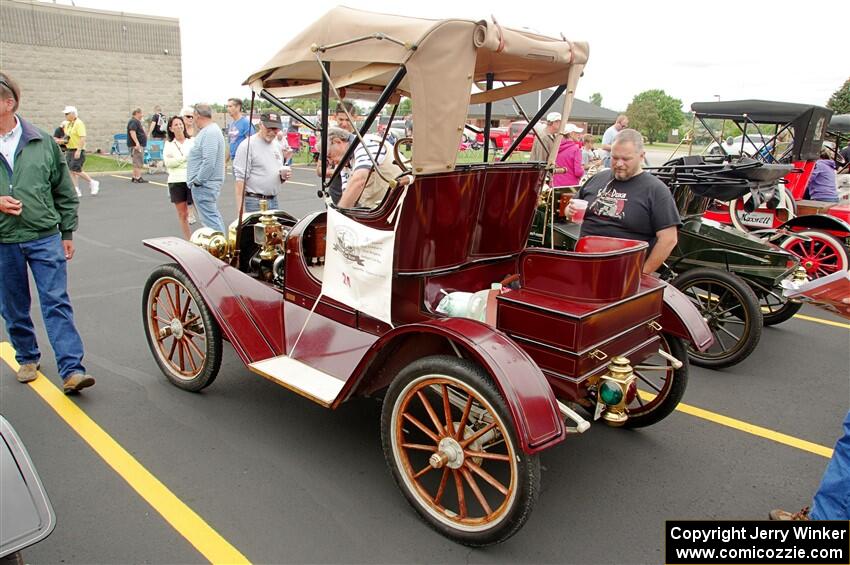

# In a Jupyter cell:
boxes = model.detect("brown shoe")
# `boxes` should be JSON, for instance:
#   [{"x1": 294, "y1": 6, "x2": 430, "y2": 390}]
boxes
[
  {"x1": 769, "y1": 506, "x2": 810, "y2": 520},
  {"x1": 16, "y1": 363, "x2": 39, "y2": 383},
  {"x1": 63, "y1": 373, "x2": 95, "y2": 394}
]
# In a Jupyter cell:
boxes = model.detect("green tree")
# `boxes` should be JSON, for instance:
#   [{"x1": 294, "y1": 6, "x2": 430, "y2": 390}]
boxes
[
  {"x1": 827, "y1": 78, "x2": 850, "y2": 114},
  {"x1": 625, "y1": 89, "x2": 683, "y2": 143},
  {"x1": 626, "y1": 99, "x2": 664, "y2": 143},
  {"x1": 589, "y1": 92, "x2": 603, "y2": 106}
]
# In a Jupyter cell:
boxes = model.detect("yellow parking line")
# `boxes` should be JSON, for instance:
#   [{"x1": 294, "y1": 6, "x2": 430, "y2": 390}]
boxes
[
  {"x1": 0, "y1": 343, "x2": 250, "y2": 564},
  {"x1": 640, "y1": 390, "x2": 833, "y2": 459},
  {"x1": 792, "y1": 314, "x2": 850, "y2": 330}
]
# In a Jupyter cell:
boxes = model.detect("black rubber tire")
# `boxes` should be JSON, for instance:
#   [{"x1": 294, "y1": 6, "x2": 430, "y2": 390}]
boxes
[
  {"x1": 622, "y1": 334, "x2": 689, "y2": 428},
  {"x1": 759, "y1": 292, "x2": 804, "y2": 326},
  {"x1": 380, "y1": 355, "x2": 540, "y2": 547},
  {"x1": 673, "y1": 268, "x2": 763, "y2": 369},
  {"x1": 0, "y1": 551, "x2": 24, "y2": 565},
  {"x1": 142, "y1": 263, "x2": 222, "y2": 392}
]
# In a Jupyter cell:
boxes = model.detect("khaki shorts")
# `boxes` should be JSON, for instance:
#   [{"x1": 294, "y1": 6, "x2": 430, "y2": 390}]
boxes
[{"x1": 131, "y1": 147, "x2": 144, "y2": 167}]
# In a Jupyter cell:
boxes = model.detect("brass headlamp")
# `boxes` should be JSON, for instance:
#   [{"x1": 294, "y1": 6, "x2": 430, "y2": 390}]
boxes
[
  {"x1": 190, "y1": 227, "x2": 229, "y2": 259},
  {"x1": 253, "y1": 200, "x2": 285, "y2": 261}
]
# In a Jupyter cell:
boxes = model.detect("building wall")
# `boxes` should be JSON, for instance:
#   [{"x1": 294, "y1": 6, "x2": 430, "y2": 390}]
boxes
[{"x1": 0, "y1": 0, "x2": 182, "y2": 153}]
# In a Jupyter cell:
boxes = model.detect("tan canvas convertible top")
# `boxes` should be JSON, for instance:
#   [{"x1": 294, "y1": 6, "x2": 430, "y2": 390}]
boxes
[{"x1": 244, "y1": 7, "x2": 588, "y2": 174}]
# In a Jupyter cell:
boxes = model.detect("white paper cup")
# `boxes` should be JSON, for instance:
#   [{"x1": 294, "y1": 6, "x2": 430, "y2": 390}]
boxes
[{"x1": 571, "y1": 198, "x2": 588, "y2": 223}]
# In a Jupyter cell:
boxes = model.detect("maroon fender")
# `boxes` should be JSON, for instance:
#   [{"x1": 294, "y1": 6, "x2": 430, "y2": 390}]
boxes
[
  {"x1": 143, "y1": 237, "x2": 285, "y2": 363},
  {"x1": 339, "y1": 317, "x2": 566, "y2": 454},
  {"x1": 658, "y1": 281, "x2": 714, "y2": 352}
]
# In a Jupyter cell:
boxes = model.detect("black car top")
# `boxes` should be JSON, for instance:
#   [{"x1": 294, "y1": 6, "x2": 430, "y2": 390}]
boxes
[
  {"x1": 828, "y1": 114, "x2": 850, "y2": 135},
  {"x1": 691, "y1": 100, "x2": 833, "y2": 161}
]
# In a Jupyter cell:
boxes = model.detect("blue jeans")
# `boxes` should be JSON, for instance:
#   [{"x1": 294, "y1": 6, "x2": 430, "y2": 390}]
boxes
[
  {"x1": 191, "y1": 183, "x2": 226, "y2": 232},
  {"x1": 0, "y1": 233, "x2": 86, "y2": 380},
  {"x1": 244, "y1": 195, "x2": 278, "y2": 213},
  {"x1": 811, "y1": 410, "x2": 850, "y2": 519}
]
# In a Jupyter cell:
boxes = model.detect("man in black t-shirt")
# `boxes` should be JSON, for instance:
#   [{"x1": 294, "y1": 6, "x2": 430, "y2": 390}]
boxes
[
  {"x1": 53, "y1": 121, "x2": 67, "y2": 153},
  {"x1": 127, "y1": 108, "x2": 148, "y2": 183},
  {"x1": 567, "y1": 128, "x2": 681, "y2": 274},
  {"x1": 147, "y1": 105, "x2": 167, "y2": 140}
]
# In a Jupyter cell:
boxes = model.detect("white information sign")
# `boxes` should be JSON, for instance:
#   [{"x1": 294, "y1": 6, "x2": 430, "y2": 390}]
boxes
[{"x1": 321, "y1": 208, "x2": 395, "y2": 325}]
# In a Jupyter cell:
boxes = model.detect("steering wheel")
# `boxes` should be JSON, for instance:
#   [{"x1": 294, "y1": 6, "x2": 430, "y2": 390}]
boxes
[{"x1": 394, "y1": 137, "x2": 413, "y2": 174}]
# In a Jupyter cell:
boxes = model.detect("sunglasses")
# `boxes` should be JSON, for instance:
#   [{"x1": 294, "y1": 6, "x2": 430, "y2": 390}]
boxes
[{"x1": 184, "y1": 115, "x2": 193, "y2": 119}]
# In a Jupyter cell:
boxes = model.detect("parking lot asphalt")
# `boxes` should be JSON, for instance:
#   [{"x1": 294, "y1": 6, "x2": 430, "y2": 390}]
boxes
[{"x1": 1, "y1": 168, "x2": 848, "y2": 564}]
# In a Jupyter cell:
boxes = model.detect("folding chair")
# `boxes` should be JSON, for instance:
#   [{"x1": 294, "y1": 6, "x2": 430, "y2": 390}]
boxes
[
  {"x1": 144, "y1": 140, "x2": 165, "y2": 174},
  {"x1": 109, "y1": 133, "x2": 131, "y2": 168}
]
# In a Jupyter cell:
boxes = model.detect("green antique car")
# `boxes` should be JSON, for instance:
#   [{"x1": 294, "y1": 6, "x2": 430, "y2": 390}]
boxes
[{"x1": 529, "y1": 156, "x2": 802, "y2": 369}]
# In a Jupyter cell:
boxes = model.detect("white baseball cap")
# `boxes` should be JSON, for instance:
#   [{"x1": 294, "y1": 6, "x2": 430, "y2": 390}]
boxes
[
  {"x1": 63, "y1": 105, "x2": 78, "y2": 115},
  {"x1": 564, "y1": 123, "x2": 584, "y2": 134},
  {"x1": 546, "y1": 112, "x2": 562, "y2": 123}
]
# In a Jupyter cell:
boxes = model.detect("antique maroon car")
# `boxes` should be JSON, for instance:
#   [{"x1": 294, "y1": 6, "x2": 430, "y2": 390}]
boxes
[{"x1": 142, "y1": 8, "x2": 710, "y2": 546}]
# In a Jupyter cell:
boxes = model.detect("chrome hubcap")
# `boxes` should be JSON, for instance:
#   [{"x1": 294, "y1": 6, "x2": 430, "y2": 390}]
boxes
[
  {"x1": 429, "y1": 437, "x2": 464, "y2": 469},
  {"x1": 170, "y1": 318, "x2": 184, "y2": 340}
]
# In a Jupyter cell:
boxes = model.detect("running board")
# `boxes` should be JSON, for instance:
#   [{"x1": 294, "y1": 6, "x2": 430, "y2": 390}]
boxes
[{"x1": 248, "y1": 355, "x2": 345, "y2": 408}]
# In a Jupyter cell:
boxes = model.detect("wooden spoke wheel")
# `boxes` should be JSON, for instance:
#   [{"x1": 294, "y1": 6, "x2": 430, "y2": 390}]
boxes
[
  {"x1": 143, "y1": 264, "x2": 221, "y2": 391},
  {"x1": 673, "y1": 268, "x2": 763, "y2": 369},
  {"x1": 780, "y1": 230, "x2": 849, "y2": 280},
  {"x1": 624, "y1": 333, "x2": 688, "y2": 428},
  {"x1": 381, "y1": 355, "x2": 539, "y2": 547}
]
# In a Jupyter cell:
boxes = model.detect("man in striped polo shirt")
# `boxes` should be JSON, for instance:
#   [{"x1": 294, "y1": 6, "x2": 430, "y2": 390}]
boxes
[
  {"x1": 326, "y1": 127, "x2": 410, "y2": 209},
  {"x1": 186, "y1": 103, "x2": 226, "y2": 232}
]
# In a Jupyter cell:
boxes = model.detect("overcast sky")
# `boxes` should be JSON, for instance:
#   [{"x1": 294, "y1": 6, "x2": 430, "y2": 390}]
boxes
[{"x1": 65, "y1": 0, "x2": 847, "y2": 113}]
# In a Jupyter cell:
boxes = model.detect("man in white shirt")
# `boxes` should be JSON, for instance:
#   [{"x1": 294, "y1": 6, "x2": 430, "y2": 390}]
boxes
[
  {"x1": 600, "y1": 114, "x2": 629, "y2": 167},
  {"x1": 233, "y1": 112, "x2": 292, "y2": 214}
]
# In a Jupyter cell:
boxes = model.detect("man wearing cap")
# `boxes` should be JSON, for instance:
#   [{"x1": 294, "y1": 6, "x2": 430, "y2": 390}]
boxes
[
  {"x1": 600, "y1": 114, "x2": 629, "y2": 167},
  {"x1": 233, "y1": 113, "x2": 293, "y2": 214},
  {"x1": 0, "y1": 72, "x2": 96, "y2": 393},
  {"x1": 63, "y1": 106, "x2": 99, "y2": 196},
  {"x1": 552, "y1": 123, "x2": 585, "y2": 187},
  {"x1": 530, "y1": 112, "x2": 562, "y2": 163}
]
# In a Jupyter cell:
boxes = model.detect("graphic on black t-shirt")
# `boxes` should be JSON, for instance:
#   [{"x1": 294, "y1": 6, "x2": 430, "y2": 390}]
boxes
[{"x1": 590, "y1": 180, "x2": 627, "y2": 219}]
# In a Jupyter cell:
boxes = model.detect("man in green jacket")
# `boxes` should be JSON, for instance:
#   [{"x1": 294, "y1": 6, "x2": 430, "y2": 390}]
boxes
[{"x1": 0, "y1": 72, "x2": 94, "y2": 394}]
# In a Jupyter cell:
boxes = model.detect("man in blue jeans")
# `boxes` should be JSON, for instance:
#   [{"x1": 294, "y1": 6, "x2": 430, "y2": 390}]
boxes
[
  {"x1": 771, "y1": 410, "x2": 850, "y2": 520},
  {"x1": 0, "y1": 72, "x2": 94, "y2": 394},
  {"x1": 187, "y1": 103, "x2": 226, "y2": 232}
]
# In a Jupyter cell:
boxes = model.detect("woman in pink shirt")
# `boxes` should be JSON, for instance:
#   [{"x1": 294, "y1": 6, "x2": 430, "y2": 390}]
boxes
[{"x1": 552, "y1": 123, "x2": 584, "y2": 187}]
